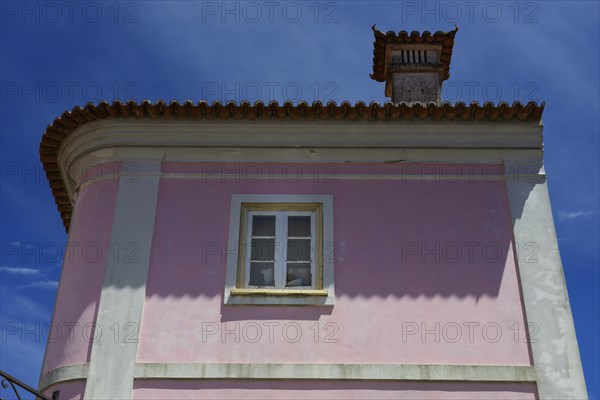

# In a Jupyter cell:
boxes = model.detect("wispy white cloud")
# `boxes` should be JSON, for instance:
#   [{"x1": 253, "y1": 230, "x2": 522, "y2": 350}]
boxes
[
  {"x1": 558, "y1": 211, "x2": 596, "y2": 221},
  {"x1": 0, "y1": 293, "x2": 50, "y2": 320},
  {"x1": 0, "y1": 266, "x2": 42, "y2": 275},
  {"x1": 18, "y1": 280, "x2": 58, "y2": 289}
]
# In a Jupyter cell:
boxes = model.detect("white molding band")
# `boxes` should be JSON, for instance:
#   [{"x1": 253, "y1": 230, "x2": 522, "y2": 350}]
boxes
[
  {"x1": 61, "y1": 146, "x2": 545, "y2": 205},
  {"x1": 82, "y1": 154, "x2": 163, "y2": 400},
  {"x1": 39, "y1": 363, "x2": 88, "y2": 390},
  {"x1": 39, "y1": 362, "x2": 536, "y2": 391},
  {"x1": 59, "y1": 120, "x2": 543, "y2": 163},
  {"x1": 73, "y1": 166, "x2": 546, "y2": 198},
  {"x1": 78, "y1": 171, "x2": 532, "y2": 182},
  {"x1": 133, "y1": 363, "x2": 537, "y2": 382},
  {"x1": 56, "y1": 118, "x2": 543, "y2": 204},
  {"x1": 505, "y1": 172, "x2": 588, "y2": 399}
]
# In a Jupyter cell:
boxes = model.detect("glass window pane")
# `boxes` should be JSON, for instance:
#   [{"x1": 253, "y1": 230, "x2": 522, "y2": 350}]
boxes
[
  {"x1": 252, "y1": 215, "x2": 275, "y2": 236},
  {"x1": 286, "y1": 263, "x2": 311, "y2": 287},
  {"x1": 251, "y1": 238, "x2": 275, "y2": 261},
  {"x1": 288, "y1": 216, "x2": 311, "y2": 237},
  {"x1": 250, "y1": 262, "x2": 275, "y2": 286},
  {"x1": 287, "y1": 238, "x2": 311, "y2": 261}
]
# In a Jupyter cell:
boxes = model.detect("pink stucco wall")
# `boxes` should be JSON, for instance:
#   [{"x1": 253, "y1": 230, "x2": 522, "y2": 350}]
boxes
[
  {"x1": 137, "y1": 162, "x2": 531, "y2": 366},
  {"x1": 43, "y1": 380, "x2": 86, "y2": 400},
  {"x1": 133, "y1": 380, "x2": 538, "y2": 400},
  {"x1": 41, "y1": 177, "x2": 119, "y2": 374}
]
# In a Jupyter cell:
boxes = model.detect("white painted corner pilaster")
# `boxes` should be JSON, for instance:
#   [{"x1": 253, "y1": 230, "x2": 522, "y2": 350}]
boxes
[
  {"x1": 83, "y1": 152, "x2": 164, "y2": 400},
  {"x1": 505, "y1": 165, "x2": 587, "y2": 399}
]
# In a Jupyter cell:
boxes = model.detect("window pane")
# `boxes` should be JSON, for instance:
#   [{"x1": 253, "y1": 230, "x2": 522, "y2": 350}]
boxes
[
  {"x1": 287, "y1": 238, "x2": 311, "y2": 261},
  {"x1": 251, "y1": 238, "x2": 275, "y2": 261},
  {"x1": 252, "y1": 215, "x2": 275, "y2": 236},
  {"x1": 288, "y1": 216, "x2": 311, "y2": 237},
  {"x1": 286, "y1": 263, "x2": 311, "y2": 287},
  {"x1": 250, "y1": 262, "x2": 275, "y2": 286}
]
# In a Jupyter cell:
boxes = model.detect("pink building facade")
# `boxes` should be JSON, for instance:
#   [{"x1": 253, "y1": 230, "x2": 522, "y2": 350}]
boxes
[{"x1": 38, "y1": 28, "x2": 587, "y2": 399}]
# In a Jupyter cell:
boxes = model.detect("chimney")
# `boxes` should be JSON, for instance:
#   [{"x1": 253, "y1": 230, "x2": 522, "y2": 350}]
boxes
[{"x1": 370, "y1": 26, "x2": 458, "y2": 104}]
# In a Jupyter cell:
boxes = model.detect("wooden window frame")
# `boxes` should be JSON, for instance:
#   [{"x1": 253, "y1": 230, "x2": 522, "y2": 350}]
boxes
[{"x1": 224, "y1": 195, "x2": 334, "y2": 306}]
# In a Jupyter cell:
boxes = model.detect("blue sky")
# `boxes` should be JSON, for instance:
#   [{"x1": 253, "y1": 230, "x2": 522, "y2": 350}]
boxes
[{"x1": 1, "y1": 0, "x2": 598, "y2": 398}]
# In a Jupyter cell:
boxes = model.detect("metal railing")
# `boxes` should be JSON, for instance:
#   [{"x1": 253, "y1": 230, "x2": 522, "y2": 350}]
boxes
[{"x1": 0, "y1": 370, "x2": 58, "y2": 400}]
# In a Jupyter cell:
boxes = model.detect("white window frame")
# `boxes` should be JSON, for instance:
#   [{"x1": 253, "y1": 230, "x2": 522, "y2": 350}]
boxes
[{"x1": 224, "y1": 194, "x2": 334, "y2": 306}]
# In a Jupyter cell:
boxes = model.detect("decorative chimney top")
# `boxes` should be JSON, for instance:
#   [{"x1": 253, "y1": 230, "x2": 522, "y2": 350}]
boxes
[{"x1": 370, "y1": 25, "x2": 458, "y2": 104}]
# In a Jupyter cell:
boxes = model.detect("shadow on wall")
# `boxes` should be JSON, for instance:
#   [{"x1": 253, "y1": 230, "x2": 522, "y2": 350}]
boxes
[
  {"x1": 139, "y1": 177, "x2": 533, "y2": 303},
  {"x1": 42, "y1": 168, "x2": 537, "y2": 370},
  {"x1": 133, "y1": 379, "x2": 539, "y2": 397}
]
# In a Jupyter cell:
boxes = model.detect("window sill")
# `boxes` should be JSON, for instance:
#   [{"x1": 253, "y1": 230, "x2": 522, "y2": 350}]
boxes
[
  {"x1": 231, "y1": 288, "x2": 329, "y2": 297},
  {"x1": 226, "y1": 288, "x2": 333, "y2": 306}
]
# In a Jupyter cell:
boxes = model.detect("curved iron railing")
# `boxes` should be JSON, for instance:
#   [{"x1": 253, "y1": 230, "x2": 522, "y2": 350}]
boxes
[{"x1": 0, "y1": 370, "x2": 58, "y2": 400}]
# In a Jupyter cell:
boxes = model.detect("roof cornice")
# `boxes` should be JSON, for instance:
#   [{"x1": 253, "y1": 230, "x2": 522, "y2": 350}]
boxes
[{"x1": 40, "y1": 99, "x2": 544, "y2": 231}]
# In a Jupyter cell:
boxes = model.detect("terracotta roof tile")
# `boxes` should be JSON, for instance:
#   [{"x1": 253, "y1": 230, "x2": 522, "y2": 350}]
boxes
[{"x1": 40, "y1": 99, "x2": 544, "y2": 231}]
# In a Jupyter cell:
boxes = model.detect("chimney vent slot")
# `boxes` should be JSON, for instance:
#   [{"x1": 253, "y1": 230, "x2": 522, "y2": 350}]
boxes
[{"x1": 391, "y1": 49, "x2": 435, "y2": 66}]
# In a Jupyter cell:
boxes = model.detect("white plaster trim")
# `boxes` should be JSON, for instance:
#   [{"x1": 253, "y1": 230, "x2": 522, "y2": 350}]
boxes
[
  {"x1": 74, "y1": 169, "x2": 546, "y2": 197},
  {"x1": 80, "y1": 171, "x2": 512, "y2": 182},
  {"x1": 56, "y1": 118, "x2": 543, "y2": 204},
  {"x1": 505, "y1": 172, "x2": 588, "y2": 399},
  {"x1": 76, "y1": 147, "x2": 542, "y2": 166},
  {"x1": 59, "y1": 120, "x2": 543, "y2": 163},
  {"x1": 62, "y1": 147, "x2": 544, "y2": 205},
  {"x1": 39, "y1": 364, "x2": 88, "y2": 391},
  {"x1": 83, "y1": 156, "x2": 163, "y2": 400},
  {"x1": 132, "y1": 363, "x2": 536, "y2": 382},
  {"x1": 161, "y1": 173, "x2": 525, "y2": 181},
  {"x1": 224, "y1": 194, "x2": 335, "y2": 306},
  {"x1": 39, "y1": 362, "x2": 537, "y2": 390}
]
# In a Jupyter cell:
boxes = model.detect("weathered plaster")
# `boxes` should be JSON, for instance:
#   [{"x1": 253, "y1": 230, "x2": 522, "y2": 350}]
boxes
[
  {"x1": 39, "y1": 179, "x2": 119, "y2": 375},
  {"x1": 83, "y1": 154, "x2": 163, "y2": 400},
  {"x1": 505, "y1": 169, "x2": 588, "y2": 399},
  {"x1": 39, "y1": 362, "x2": 536, "y2": 390},
  {"x1": 392, "y1": 72, "x2": 441, "y2": 104}
]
